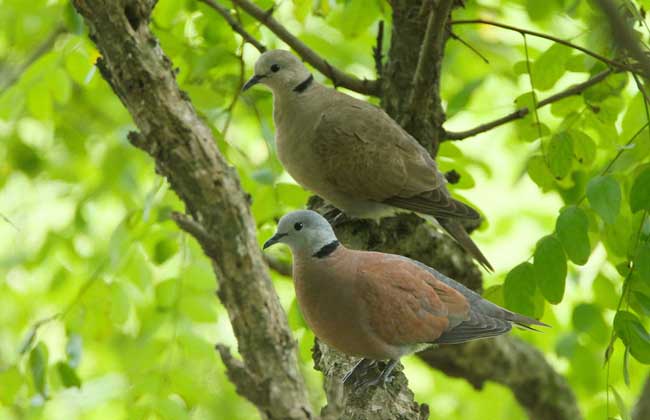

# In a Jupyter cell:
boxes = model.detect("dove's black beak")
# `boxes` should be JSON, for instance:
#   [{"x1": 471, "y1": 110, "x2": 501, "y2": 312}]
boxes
[
  {"x1": 263, "y1": 232, "x2": 287, "y2": 249},
  {"x1": 243, "y1": 74, "x2": 265, "y2": 91}
]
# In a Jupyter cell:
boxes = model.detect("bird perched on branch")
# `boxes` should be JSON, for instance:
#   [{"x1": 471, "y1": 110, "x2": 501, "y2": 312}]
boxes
[
  {"x1": 244, "y1": 49, "x2": 493, "y2": 271},
  {"x1": 263, "y1": 210, "x2": 547, "y2": 388}
]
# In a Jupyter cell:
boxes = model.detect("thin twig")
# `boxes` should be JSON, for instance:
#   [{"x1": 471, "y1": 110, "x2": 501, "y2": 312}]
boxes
[
  {"x1": 231, "y1": 0, "x2": 379, "y2": 96},
  {"x1": 0, "y1": 25, "x2": 66, "y2": 93},
  {"x1": 450, "y1": 19, "x2": 637, "y2": 75},
  {"x1": 444, "y1": 69, "x2": 613, "y2": 140},
  {"x1": 373, "y1": 20, "x2": 384, "y2": 78},
  {"x1": 198, "y1": 0, "x2": 266, "y2": 52},
  {"x1": 0, "y1": 211, "x2": 19, "y2": 231},
  {"x1": 448, "y1": 30, "x2": 489, "y2": 64}
]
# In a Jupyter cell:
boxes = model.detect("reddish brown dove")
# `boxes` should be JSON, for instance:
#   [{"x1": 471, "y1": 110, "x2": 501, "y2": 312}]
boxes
[
  {"x1": 245, "y1": 49, "x2": 493, "y2": 271},
  {"x1": 263, "y1": 210, "x2": 547, "y2": 388}
]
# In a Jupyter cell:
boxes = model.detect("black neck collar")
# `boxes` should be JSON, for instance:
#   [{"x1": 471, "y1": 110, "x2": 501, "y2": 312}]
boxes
[
  {"x1": 293, "y1": 74, "x2": 314, "y2": 93},
  {"x1": 312, "y1": 240, "x2": 340, "y2": 258}
]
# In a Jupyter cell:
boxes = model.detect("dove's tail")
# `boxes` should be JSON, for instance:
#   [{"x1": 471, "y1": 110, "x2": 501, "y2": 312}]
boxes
[{"x1": 438, "y1": 218, "x2": 494, "y2": 272}]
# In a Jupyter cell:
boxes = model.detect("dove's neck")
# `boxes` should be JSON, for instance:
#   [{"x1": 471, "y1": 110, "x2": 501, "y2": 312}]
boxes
[{"x1": 273, "y1": 81, "x2": 324, "y2": 128}]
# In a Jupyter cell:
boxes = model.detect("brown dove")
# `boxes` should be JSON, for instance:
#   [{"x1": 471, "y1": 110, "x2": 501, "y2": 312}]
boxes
[
  {"x1": 263, "y1": 210, "x2": 547, "y2": 388},
  {"x1": 245, "y1": 50, "x2": 493, "y2": 271}
]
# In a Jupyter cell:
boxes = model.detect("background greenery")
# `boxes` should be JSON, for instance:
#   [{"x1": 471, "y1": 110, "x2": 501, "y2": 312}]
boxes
[{"x1": 1, "y1": 0, "x2": 650, "y2": 418}]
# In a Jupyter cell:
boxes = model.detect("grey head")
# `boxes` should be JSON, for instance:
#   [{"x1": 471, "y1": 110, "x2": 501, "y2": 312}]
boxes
[
  {"x1": 263, "y1": 210, "x2": 338, "y2": 256},
  {"x1": 242, "y1": 50, "x2": 312, "y2": 93}
]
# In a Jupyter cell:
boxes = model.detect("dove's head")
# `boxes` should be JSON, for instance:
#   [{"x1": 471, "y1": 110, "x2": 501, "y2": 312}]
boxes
[
  {"x1": 243, "y1": 50, "x2": 312, "y2": 93},
  {"x1": 263, "y1": 210, "x2": 338, "y2": 257}
]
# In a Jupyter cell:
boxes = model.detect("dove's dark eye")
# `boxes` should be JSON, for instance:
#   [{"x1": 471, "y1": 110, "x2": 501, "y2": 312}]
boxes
[
  {"x1": 294, "y1": 222, "x2": 303, "y2": 231},
  {"x1": 270, "y1": 64, "x2": 280, "y2": 73}
]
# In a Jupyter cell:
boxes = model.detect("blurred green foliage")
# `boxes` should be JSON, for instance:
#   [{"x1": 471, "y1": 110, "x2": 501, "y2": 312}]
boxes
[{"x1": 1, "y1": 0, "x2": 650, "y2": 419}]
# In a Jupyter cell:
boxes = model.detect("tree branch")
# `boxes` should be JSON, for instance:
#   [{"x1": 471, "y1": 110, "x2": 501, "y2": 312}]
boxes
[
  {"x1": 444, "y1": 68, "x2": 613, "y2": 140},
  {"x1": 230, "y1": 0, "x2": 380, "y2": 96},
  {"x1": 403, "y1": 0, "x2": 455, "y2": 125},
  {"x1": 450, "y1": 19, "x2": 636, "y2": 74},
  {"x1": 72, "y1": 2, "x2": 311, "y2": 419},
  {"x1": 0, "y1": 24, "x2": 67, "y2": 92},
  {"x1": 419, "y1": 336, "x2": 582, "y2": 420},
  {"x1": 594, "y1": 0, "x2": 650, "y2": 78},
  {"x1": 197, "y1": 0, "x2": 266, "y2": 53}
]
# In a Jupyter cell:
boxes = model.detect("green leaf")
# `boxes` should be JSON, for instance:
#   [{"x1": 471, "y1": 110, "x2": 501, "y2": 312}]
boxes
[
  {"x1": 275, "y1": 182, "x2": 309, "y2": 208},
  {"x1": 447, "y1": 79, "x2": 483, "y2": 117},
  {"x1": 153, "y1": 237, "x2": 179, "y2": 265},
  {"x1": 288, "y1": 298, "x2": 307, "y2": 330},
  {"x1": 610, "y1": 385, "x2": 630, "y2": 420},
  {"x1": 482, "y1": 284, "x2": 504, "y2": 307},
  {"x1": 534, "y1": 235, "x2": 567, "y2": 304},
  {"x1": 532, "y1": 44, "x2": 571, "y2": 91},
  {"x1": 587, "y1": 175, "x2": 621, "y2": 224},
  {"x1": 636, "y1": 243, "x2": 650, "y2": 285},
  {"x1": 503, "y1": 262, "x2": 542, "y2": 317},
  {"x1": 546, "y1": 132, "x2": 573, "y2": 179},
  {"x1": 156, "y1": 278, "x2": 180, "y2": 309},
  {"x1": 110, "y1": 282, "x2": 130, "y2": 325},
  {"x1": 631, "y1": 291, "x2": 650, "y2": 316},
  {"x1": 555, "y1": 206, "x2": 591, "y2": 265},
  {"x1": 180, "y1": 295, "x2": 218, "y2": 323},
  {"x1": 551, "y1": 96, "x2": 583, "y2": 117},
  {"x1": 614, "y1": 311, "x2": 650, "y2": 363},
  {"x1": 630, "y1": 168, "x2": 650, "y2": 213},
  {"x1": 29, "y1": 342, "x2": 48, "y2": 397},
  {"x1": 0, "y1": 367, "x2": 24, "y2": 405},
  {"x1": 56, "y1": 361, "x2": 81, "y2": 388},
  {"x1": 555, "y1": 333, "x2": 578, "y2": 359},
  {"x1": 528, "y1": 155, "x2": 555, "y2": 191},
  {"x1": 569, "y1": 130, "x2": 596, "y2": 166},
  {"x1": 571, "y1": 303, "x2": 608, "y2": 343}
]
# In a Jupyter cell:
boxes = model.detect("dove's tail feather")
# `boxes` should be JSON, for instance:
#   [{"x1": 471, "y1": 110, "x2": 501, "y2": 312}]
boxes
[{"x1": 438, "y1": 218, "x2": 494, "y2": 272}]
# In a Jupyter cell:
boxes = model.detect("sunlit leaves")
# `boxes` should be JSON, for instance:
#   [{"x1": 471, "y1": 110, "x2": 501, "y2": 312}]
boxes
[
  {"x1": 569, "y1": 130, "x2": 596, "y2": 166},
  {"x1": 29, "y1": 342, "x2": 48, "y2": 397},
  {"x1": 447, "y1": 79, "x2": 484, "y2": 117},
  {"x1": 587, "y1": 175, "x2": 621, "y2": 224},
  {"x1": 503, "y1": 262, "x2": 544, "y2": 317},
  {"x1": 56, "y1": 361, "x2": 81, "y2": 388},
  {"x1": 614, "y1": 311, "x2": 650, "y2": 363},
  {"x1": 156, "y1": 278, "x2": 180, "y2": 309},
  {"x1": 635, "y1": 243, "x2": 650, "y2": 284},
  {"x1": 0, "y1": 367, "x2": 23, "y2": 404},
  {"x1": 110, "y1": 282, "x2": 131, "y2": 325},
  {"x1": 555, "y1": 206, "x2": 591, "y2": 265},
  {"x1": 532, "y1": 44, "x2": 571, "y2": 91},
  {"x1": 153, "y1": 237, "x2": 179, "y2": 265},
  {"x1": 527, "y1": 155, "x2": 555, "y2": 191},
  {"x1": 572, "y1": 303, "x2": 608, "y2": 343},
  {"x1": 534, "y1": 235, "x2": 567, "y2": 304},
  {"x1": 610, "y1": 385, "x2": 630, "y2": 420},
  {"x1": 546, "y1": 132, "x2": 573, "y2": 179},
  {"x1": 630, "y1": 168, "x2": 650, "y2": 213}
]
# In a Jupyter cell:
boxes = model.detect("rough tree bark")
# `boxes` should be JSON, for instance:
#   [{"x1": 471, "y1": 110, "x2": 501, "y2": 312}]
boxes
[
  {"x1": 71, "y1": 1, "x2": 312, "y2": 419},
  {"x1": 72, "y1": 0, "x2": 582, "y2": 419}
]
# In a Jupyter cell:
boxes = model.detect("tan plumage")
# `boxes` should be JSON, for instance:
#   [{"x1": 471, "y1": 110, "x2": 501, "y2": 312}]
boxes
[
  {"x1": 263, "y1": 211, "x2": 547, "y2": 387},
  {"x1": 246, "y1": 50, "x2": 492, "y2": 270}
]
